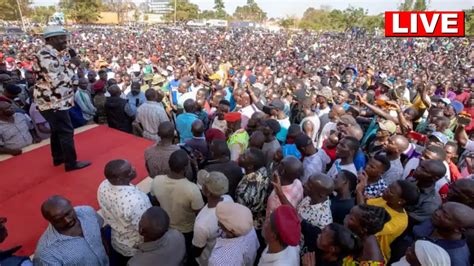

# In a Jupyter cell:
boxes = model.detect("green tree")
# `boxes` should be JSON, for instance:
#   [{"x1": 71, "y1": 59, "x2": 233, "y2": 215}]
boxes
[
  {"x1": 279, "y1": 16, "x2": 296, "y2": 29},
  {"x1": 361, "y1": 14, "x2": 384, "y2": 32},
  {"x1": 59, "y1": 0, "x2": 102, "y2": 23},
  {"x1": 412, "y1": 0, "x2": 428, "y2": 11},
  {"x1": 214, "y1": 0, "x2": 227, "y2": 19},
  {"x1": 133, "y1": 9, "x2": 140, "y2": 22},
  {"x1": 164, "y1": 0, "x2": 199, "y2": 22},
  {"x1": 341, "y1": 6, "x2": 367, "y2": 30},
  {"x1": 398, "y1": 0, "x2": 414, "y2": 11},
  {"x1": 299, "y1": 8, "x2": 333, "y2": 30},
  {"x1": 200, "y1": 10, "x2": 216, "y2": 19},
  {"x1": 466, "y1": 8, "x2": 474, "y2": 36},
  {"x1": 398, "y1": 0, "x2": 428, "y2": 11},
  {"x1": 233, "y1": 0, "x2": 266, "y2": 22},
  {"x1": 0, "y1": 0, "x2": 31, "y2": 21},
  {"x1": 31, "y1": 6, "x2": 56, "y2": 24}
]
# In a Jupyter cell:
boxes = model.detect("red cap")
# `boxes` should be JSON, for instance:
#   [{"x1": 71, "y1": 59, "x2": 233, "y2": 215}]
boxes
[
  {"x1": 205, "y1": 128, "x2": 226, "y2": 142},
  {"x1": 224, "y1": 112, "x2": 241, "y2": 123},
  {"x1": 0, "y1": 53, "x2": 3, "y2": 60},
  {"x1": 93, "y1": 80, "x2": 105, "y2": 91},
  {"x1": 273, "y1": 205, "x2": 301, "y2": 246},
  {"x1": 5, "y1": 57, "x2": 15, "y2": 63}
]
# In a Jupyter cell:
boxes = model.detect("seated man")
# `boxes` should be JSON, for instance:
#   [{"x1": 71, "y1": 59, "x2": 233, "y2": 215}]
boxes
[
  {"x1": 34, "y1": 195, "x2": 109, "y2": 265},
  {"x1": 29, "y1": 102, "x2": 51, "y2": 141},
  {"x1": 0, "y1": 101, "x2": 39, "y2": 155},
  {"x1": 0, "y1": 84, "x2": 26, "y2": 113},
  {"x1": 0, "y1": 217, "x2": 32, "y2": 265},
  {"x1": 128, "y1": 207, "x2": 186, "y2": 266},
  {"x1": 105, "y1": 85, "x2": 134, "y2": 133}
]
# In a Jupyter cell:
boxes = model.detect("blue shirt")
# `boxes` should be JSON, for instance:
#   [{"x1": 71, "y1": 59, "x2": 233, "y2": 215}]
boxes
[
  {"x1": 126, "y1": 92, "x2": 146, "y2": 117},
  {"x1": 282, "y1": 144, "x2": 302, "y2": 159},
  {"x1": 354, "y1": 149, "x2": 367, "y2": 172},
  {"x1": 176, "y1": 112, "x2": 198, "y2": 143},
  {"x1": 414, "y1": 219, "x2": 470, "y2": 266},
  {"x1": 34, "y1": 206, "x2": 109, "y2": 266},
  {"x1": 167, "y1": 80, "x2": 181, "y2": 105}
]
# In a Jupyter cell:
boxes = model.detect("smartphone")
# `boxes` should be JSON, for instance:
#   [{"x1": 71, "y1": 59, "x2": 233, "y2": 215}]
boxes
[{"x1": 408, "y1": 131, "x2": 428, "y2": 143}]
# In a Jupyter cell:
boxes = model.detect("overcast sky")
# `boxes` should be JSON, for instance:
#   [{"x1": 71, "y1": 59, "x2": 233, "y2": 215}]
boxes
[{"x1": 33, "y1": 0, "x2": 473, "y2": 18}]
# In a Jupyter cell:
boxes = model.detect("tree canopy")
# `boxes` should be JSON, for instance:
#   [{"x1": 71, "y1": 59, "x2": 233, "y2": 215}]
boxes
[
  {"x1": 213, "y1": 0, "x2": 227, "y2": 19},
  {"x1": 398, "y1": 0, "x2": 428, "y2": 11},
  {"x1": 0, "y1": 0, "x2": 31, "y2": 21},
  {"x1": 233, "y1": 0, "x2": 267, "y2": 22},
  {"x1": 466, "y1": 9, "x2": 474, "y2": 36},
  {"x1": 298, "y1": 6, "x2": 383, "y2": 32},
  {"x1": 164, "y1": 0, "x2": 199, "y2": 22},
  {"x1": 59, "y1": 0, "x2": 103, "y2": 23},
  {"x1": 30, "y1": 6, "x2": 56, "y2": 24}
]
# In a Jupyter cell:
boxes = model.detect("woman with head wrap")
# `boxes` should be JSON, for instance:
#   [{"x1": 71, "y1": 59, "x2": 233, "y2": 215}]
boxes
[{"x1": 392, "y1": 240, "x2": 450, "y2": 266}]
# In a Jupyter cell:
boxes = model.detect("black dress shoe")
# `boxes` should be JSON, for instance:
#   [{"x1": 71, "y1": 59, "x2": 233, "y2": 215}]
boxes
[
  {"x1": 65, "y1": 161, "x2": 92, "y2": 172},
  {"x1": 53, "y1": 160, "x2": 64, "y2": 166}
]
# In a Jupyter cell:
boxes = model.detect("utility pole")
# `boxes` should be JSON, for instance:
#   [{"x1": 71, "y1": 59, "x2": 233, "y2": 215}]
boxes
[
  {"x1": 15, "y1": 0, "x2": 26, "y2": 31},
  {"x1": 174, "y1": 0, "x2": 177, "y2": 25}
]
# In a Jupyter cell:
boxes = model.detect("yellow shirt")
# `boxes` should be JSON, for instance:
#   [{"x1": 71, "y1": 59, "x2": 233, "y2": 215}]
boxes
[
  {"x1": 410, "y1": 94, "x2": 429, "y2": 113},
  {"x1": 367, "y1": 197, "x2": 408, "y2": 262}
]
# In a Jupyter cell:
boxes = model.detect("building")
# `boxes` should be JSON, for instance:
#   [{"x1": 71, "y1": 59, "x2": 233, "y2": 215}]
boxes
[{"x1": 147, "y1": 0, "x2": 172, "y2": 14}]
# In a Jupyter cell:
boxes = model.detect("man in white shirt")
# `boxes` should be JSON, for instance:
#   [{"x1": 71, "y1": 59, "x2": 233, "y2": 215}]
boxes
[
  {"x1": 259, "y1": 205, "x2": 300, "y2": 266},
  {"x1": 295, "y1": 134, "x2": 331, "y2": 183},
  {"x1": 135, "y1": 89, "x2": 169, "y2": 141},
  {"x1": 327, "y1": 136, "x2": 359, "y2": 178},
  {"x1": 193, "y1": 170, "x2": 233, "y2": 265},
  {"x1": 97, "y1": 159, "x2": 152, "y2": 263}
]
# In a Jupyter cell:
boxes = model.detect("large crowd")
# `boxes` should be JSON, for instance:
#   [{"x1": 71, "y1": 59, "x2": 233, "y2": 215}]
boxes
[{"x1": 0, "y1": 24, "x2": 473, "y2": 266}]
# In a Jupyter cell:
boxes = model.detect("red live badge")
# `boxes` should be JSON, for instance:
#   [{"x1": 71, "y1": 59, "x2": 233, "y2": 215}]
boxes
[{"x1": 385, "y1": 11, "x2": 465, "y2": 37}]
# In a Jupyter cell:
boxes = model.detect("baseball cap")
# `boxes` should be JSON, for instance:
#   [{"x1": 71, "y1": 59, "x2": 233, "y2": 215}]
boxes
[
  {"x1": 197, "y1": 170, "x2": 228, "y2": 196},
  {"x1": 429, "y1": 132, "x2": 448, "y2": 145},
  {"x1": 317, "y1": 86, "x2": 333, "y2": 100},
  {"x1": 269, "y1": 99, "x2": 285, "y2": 111},
  {"x1": 378, "y1": 120, "x2": 397, "y2": 134}
]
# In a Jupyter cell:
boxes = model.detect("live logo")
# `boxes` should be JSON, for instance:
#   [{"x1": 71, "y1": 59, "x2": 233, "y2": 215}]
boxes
[{"x1": 385, "y1": 11, "x2": 465, "y2": 37}]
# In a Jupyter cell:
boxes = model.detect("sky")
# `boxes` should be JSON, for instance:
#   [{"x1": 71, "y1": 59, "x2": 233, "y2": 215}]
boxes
[{"x1": 33, "y1": 0, "x2": 473, "y2": 18}]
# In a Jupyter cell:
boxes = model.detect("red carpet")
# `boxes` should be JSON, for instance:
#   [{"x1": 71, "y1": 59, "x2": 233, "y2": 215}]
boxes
[{"x1": 0, "y1": 125, "x2": 153, "y2": 255}]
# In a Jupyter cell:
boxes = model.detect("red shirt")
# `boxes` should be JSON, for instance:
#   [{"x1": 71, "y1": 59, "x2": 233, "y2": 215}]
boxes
[
  {"x1": 464, "y1": 106, "x2": 474, "y2": 132},
  {"x1": 448, "y1": 161, "x2": 462, "y2": 183},
  {"x1": 322, "y1": 140, "x2": 337, "y2": 161},
  {"x1": 455, "y1": 90, "x2": 471, "y2": 105}
]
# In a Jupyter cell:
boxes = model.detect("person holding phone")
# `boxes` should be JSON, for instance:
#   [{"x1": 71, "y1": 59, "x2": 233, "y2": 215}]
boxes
[{"x1": 33, "y1": 26, "x2": 90, "y2": 172}]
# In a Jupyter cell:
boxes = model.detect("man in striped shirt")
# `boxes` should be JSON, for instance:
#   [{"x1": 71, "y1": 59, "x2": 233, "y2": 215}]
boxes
[
  {"x1": 34, "y1": 195, "x2": 109, "y2": 266},
  {"x1": 135, "y1": 89, "x2": 169, "y2": 141}
]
